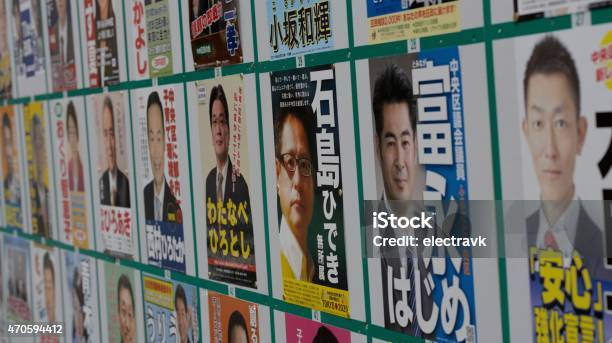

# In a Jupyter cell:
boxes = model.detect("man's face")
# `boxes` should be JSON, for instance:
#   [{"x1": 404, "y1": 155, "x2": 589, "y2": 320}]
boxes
[
  {"x1": 376, "y1": 102, "x2": 417, "y2": 201},
  {"x1": 44, "y1": 268, "x2": 56, "y2": 322},
  {"x1": 102, "y1": 106, "x2": 117, "y2": 172},
  {"x1": 147, "y1": 104, "x2": 165, "y2": 187},
  {"x1": 118, "y1": 287, "x2": 135, "y2": 343},
  {"x1": 229, "y1": 325, "x2": 248, "y2": 343},
  {"x1": 522, "y1": 73, "x2": 586, "y2": 202},
  {"x1": 72, "y1": 291, "x2": 84, "y2": 336},
  {"x1": 175, "y1": 298, "x2": 189, "y2": 342},
  {"x1": 67, "y1": 115, "x2": 79, "y2": 160},
  {"x1": 3, "y1": 125, "x2": 13, "y2": 173},
  {"x1": 210, "y1": 100, "x2": 229, "y2": 163},
  {"x1": 275, "y1": 116, "x2": 314, "y2": 235}
]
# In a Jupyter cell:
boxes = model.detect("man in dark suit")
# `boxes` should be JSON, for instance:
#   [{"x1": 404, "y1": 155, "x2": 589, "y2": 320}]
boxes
[
  {"x1": 99, "y1": 96, "x2": 130, "y2": 208},
  {"x1": 372, "y1": 64, "x2": 434, "y2": 338},
  {"x1": 522, "y1": 36, "x2": 610, "y2": 277},
  {"x1": 143, "y1": 91, "x2": 181, "y2": 223},
  {"x1": 30, "y1": 115, "x2": 50, "y2": 238},
  {"x1": 205, "y1": 84, "x2": 254, "y2": 284}
]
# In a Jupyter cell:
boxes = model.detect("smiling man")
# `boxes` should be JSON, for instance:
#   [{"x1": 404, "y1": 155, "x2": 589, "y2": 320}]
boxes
[
  {"x1": 143, "y1": 91, "x2": 181, "y2": 223},
  {"x1": 522, "y1": 35, "x2": 606, "y2": 272}
]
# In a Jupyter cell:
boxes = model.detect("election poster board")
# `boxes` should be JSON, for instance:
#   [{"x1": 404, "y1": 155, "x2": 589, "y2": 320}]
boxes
[
  {"x1": 44, "y1": 0, "x2": 82, "y2": 92},
  {"x1": 126, "y1": 0, "x2": 182, "y2": 80},
  {"x1": 207, "y1": 291, "x2": 259, "y2": 343},
  {"x1": 495, "y1": 25, "x2": 612, "y2": 342},
  {"x1": 49, "y1": 97, "x2": 93, "y2": 249},
  {"x1": 30, "y1": 244, "x2": 62, "y2": 342},
  {"x1": 355, "y1": 45, "x2": 486, "y2": 342},
  {"x1": 4, "y1": 235, "x2": 31, "y2": 324},
  {"x1": 62, "y1": 250, "x2": 100, "y2": 343},
  {"x1": 187, "y1": 0, "x2": 243, "y2": 70},
  {"x1": 514, "y1": 0, "x2": 612, "y2": 19},
  {"x1": 266, "y1": 0, "x2": 334, "y2": 60},
  {"x1": 133, "y1": 84, "x2": 195, "y2": 274},
  {"x1": 0, "y1": 0, "x2": 13, "y2": 99},
  {"x1": 266, "y1": 64, "x2": 350, "y2": 317},
  {"x1": 24, "y1": 101, "x2": 53, "y2": 239},
  {"x1": 193, "y1": 75, "x2": 257, "y2": 288},
  {"x1": 1, "y1": 105, "x2": 25, "y2": 231},
  {"x1": 99, "y1": 260, "x2": 144, "y2": 343},
  {"x1": 187, "y1": 74, "x2": 268, "y2": 292},
  {"x1": 366, "y1": 0, "x2": 460, "y2": 45},
  {"x1": 89, "y1": 91, "x2": 137, "y2": 260},
  {"x1": 284, "y1": 313, "x2": 351, "y2": 343},
  {"x1": 12, "y1": 0, "x2": 47, "y2": 97},
  {"x1": 79, "y1": 0, "x2": 127, "y2": 87},
  {"x1": 142, "y1": 274, "x2": 200, "y2": 343}
]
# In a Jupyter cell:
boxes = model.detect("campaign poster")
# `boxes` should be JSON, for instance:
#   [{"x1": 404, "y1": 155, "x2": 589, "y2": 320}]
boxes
[
  {"x1": 134, "y1": 85, "x2": 190, "y2": 273},
  {"x1": 507, "y1": 27, "x2": 612, "y2": 342},
  {"x1": 0, "y1": 0, "x2": 12, "y2": 99},
  {"x1": 4, "y1": 235, "x2": 31, "y2": 323},
  {"x1": 50, "y1": 98, "x2": 92, "y2": 249},
  {"x1": 0, "y1": 236, "x2": 5, "y2": 333},
  {"x1": 195, "y1": 74, "x2": 257, "y2": 288},
  {"x1": 46, "y1": 0, "x2": 79, "y2": 92},
  {"x1": 366, "y1": 0, "x2": 460, "y2": 45},
  {"x1": 103, "y1": 262, "x2": 142, "y2": 343},
  {"x1": 514, "y1": 0, "x2": 612, "y2": 19},
  {"x1": 207, "y1": 291, "x2": 259, "y2": 343},
  {"x1": 364, "y1": 47, "x2": 476, "y2": 341},
  {"x1": 24, "y1": 102, "x2": 52, "y2": 239},
  {"x1": 1, "y1": 105, "x2": 23, "y2": 230},
  {"x1": 143, "y1": 274, "x2": 200, "y2": 343},
  {"x1": 91, "y1": 92, "x2": 135, "y2": 259},
  {"x1": 82, "y1": 0, "x2": 124, "y2": 87},
  {"x1": 267, "y1": 0, "x2": 334, "y2": 60},
  {"x1": 128, "y1": 0, "x2": 178, "y2": 80},
  {"x1": 63, "y1": 250, "x2": 100, "y2": 343},
  {"x1": 31, "y1": 244, "x2": 61, "y2": 342},
  {"x1": 13, "y1": 0, "x2": 47, "y2": 96},
  {"x1": 270, "y1": 65, "x2": 350, "y2": 317},
  {"x1": 188, "y1": 0, "x2": 242, "y2": 70},
  {"x1": 284, "y1": 313, "x2": 350, "y2": 343}
]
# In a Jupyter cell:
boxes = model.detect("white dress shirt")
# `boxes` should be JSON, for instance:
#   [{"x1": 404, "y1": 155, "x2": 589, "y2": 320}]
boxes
[{"x1": 535, "y1": 195, "x2": 579, "y2": 267}]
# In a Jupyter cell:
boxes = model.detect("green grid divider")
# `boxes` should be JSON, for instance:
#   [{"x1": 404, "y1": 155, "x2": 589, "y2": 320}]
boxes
[{"x1": 1, "y1": 2, "x2": 611, "y2": 342}]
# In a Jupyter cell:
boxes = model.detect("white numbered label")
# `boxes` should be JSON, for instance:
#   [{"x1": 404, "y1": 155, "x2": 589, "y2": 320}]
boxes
[
  {"x1": 296, "y1": 55, "x2": 305, "y2": 68},
  {"x1": 312, "y1": 310, "x2": 321, "y2": 322}
]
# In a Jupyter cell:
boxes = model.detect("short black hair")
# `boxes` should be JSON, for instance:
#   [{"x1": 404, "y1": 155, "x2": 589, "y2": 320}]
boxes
[
  {"x1": 117, "y1": 274, "x2": 134, "y2": 311},
  {"x1": 227, "y1": 310, "x2": 247, "y2": 342},
  {"x1": 523, "y1": 35, "x2": 580, "y2": 117},
  {"x1": 312, "y1": 325, "x2": 339, "y2": 343},
  {"x1": 102, "y1": 96, "x2": 114, "y2": 127},
  {"x1": 273, "y1": 107, "x2": 317, "y2": 168},
  {"x1": 146, "y1": 91, "x2": 164, "y2": 134},
  {"x1": 209, "y1": 84, "x2": 229, "y2": 133},
  {"x1": 66, "y1": 101, "x2": 78, "y2": 139},
  {"x1": 372, "y1": 64, "x2": 417, "y2": 138},
  {"x1": 174, "y1": 284, "x2": 186, "y2": 309},
  {"x1": 43, "y1": 252, "x2": 55, "y2": 282}
]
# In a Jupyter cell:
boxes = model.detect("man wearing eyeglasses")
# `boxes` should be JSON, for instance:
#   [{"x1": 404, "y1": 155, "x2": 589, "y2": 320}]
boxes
[
  {"x1": 274, "y1": 108, "x2": 316, "y2": 282},
  {"x1": 205, "y1": 84, "x2": 254, "y2": 264}
]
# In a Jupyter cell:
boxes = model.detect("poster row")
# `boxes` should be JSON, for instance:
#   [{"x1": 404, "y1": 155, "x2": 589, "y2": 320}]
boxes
[
  {"x1": 0, "y1": 22, "x2": 610, "y2": 342},
  {"x1": 0, "y1": 0, "x2": 610, "y2": 98},
  {"x1": 0, "y1": 233, "x2": 371, "y2": 343}
]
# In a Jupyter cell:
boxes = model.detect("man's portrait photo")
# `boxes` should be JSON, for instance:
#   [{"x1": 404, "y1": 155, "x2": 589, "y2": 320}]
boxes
[
  {"x1": 98, "y1": 95, "x2": 130, "y2": 208},
  {"x1": 521, "y1": 35, "x2": 607, "y2": 273},
  {"x1": 29, "y1": 113, "x2": 50, "y2": 238},
  {"x1": 117, "y1": 273, "x2": 136, "y2": 343},
  {"x1": 174, "y1": 284, "x2": 193, "y2": 343},
  {"x1": 2, "y1": 111, "x2": 21, "y2": 206},
  {"x1": 274, "y1": 107, "x2": 316, "y2": 282},
  {"x1": 42, "y1": 252, "x2": 56, "y2": 323},
  {"x1": 66, "y1": 101, "x2": 84, "y2": 192},
  {"x1": 143, "y1": 91, "x2": 181, "y2": 223}
]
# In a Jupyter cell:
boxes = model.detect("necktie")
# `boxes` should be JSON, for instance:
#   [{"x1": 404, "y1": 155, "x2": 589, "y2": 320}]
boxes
[
  {"x1": 217, "y1": 172, "x2": 223, "y2": 203},
  {"x1": 544, "y1": 230, "x2": 558, "y2": 250},
  {"x1": 111, "y1": 188, "x2": 116, "y2": 207}
]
